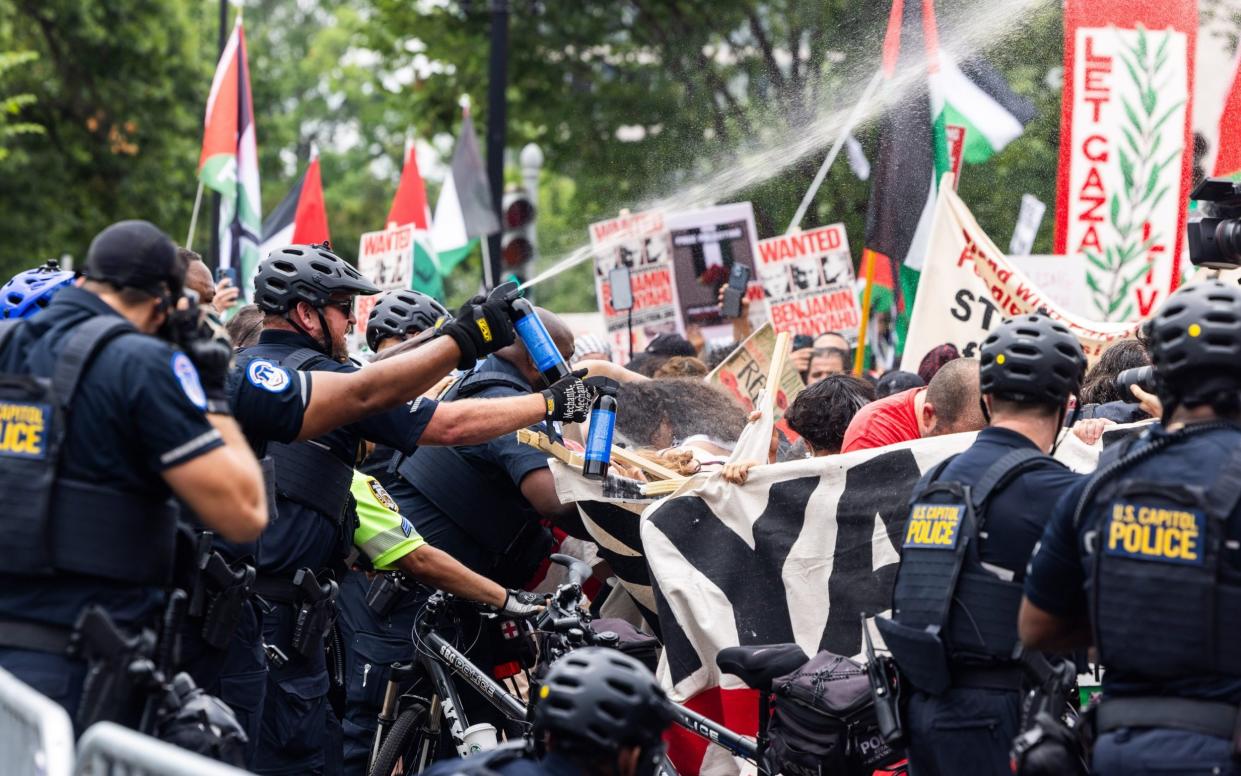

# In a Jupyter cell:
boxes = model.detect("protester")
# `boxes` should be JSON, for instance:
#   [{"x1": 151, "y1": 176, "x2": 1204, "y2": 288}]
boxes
[
  {"x1": 812, "y1": 331, "x2": 851, "y2": 352},
  {"x1": 614, "y1": 378, "x2": 746, "y2": 453},
  {"x1": 224, "y1": 303, "x2": 263, "y2": 348},
  {"x1": 1075, "y1": 337, "x2": 1151, "y2": 423},
  {"x1": 646, "y1": 331, "x2": 696, "y2": 358},
  {"x1": 703, "y1": 341, "x2": 736, "y2": 371},
  {"x1": 806, "y1": 346, "x2": 850, "y2": 385},
  {"x1": 570, "y1": 333, "x2": 611, "y2": 365},
  {"x1": 916, "y1": 342, "x2": 960, "y2": 384},
  {"x1": 841, "y1": 357, "x2": 985, "y2": 452},
  {"x1": 652, "y1": 355, "x2": 709, "y2": 378},
  {"x1": 875, "y1": 369, "x2": 924, "y2": 398},
  {"x1": 784, "y1": 374, "x2": 875, "y2": 455}
]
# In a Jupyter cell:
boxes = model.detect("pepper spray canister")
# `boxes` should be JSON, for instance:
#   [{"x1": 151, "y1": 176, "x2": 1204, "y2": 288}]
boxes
[
  {"x1": 510, "y1": 297, "x2": 571, "y2": 385},
  {"x1": 582, "y1": 378, "x2": 619, "y2": 480}
]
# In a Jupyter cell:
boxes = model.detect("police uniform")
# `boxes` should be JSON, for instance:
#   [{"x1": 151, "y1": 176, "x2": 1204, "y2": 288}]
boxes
[
  {"x1": 1025, "y1": 424, "x2": 1241, "y2": 775},
  {"x1": 0, "y1": 285, "x2": 222, "y2": 723},
  {"x1": 178, "y1": 350, "x2": 312, "y2": 764},
  {"x1": 239, "y1": 328, "x2": 437, "y2": 775},
  {"x1": 881, "y1": 427, "x2": 1082, "y2": 775},
  {"x1": 335, "y1": 470, "x2": 428, "y2": 775},
  {"x1": 419, "y1": 745, "x2": 579, "y2": 776}
]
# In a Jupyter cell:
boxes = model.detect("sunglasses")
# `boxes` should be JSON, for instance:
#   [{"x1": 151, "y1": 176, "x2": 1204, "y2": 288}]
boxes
[{"x1": 324, "y1": 299, "x2": 354, "y2": 317}]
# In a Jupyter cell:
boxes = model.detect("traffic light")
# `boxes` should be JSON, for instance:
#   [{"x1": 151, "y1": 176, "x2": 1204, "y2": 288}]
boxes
[{"x1": 501, "y1": 188, "x2": 536, "y2": 280}]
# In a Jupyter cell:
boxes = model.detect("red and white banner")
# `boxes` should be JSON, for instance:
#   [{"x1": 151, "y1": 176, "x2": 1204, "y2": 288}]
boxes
[
  {"x1": 1054, "y1": 0, "x2": 1196, "y2": 322},
  {"x1": 355, "y1": 224, "x2": 416, "y2": 331},
  {"x1": 590, "y1": 210, "x2": 682, "y2": 363},
  {"x1": 755, "y1": 224, "x2": 861, "y2": 343}
]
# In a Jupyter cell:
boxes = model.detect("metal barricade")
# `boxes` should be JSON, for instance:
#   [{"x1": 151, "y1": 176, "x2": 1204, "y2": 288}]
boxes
[
  {"x1": 0, "y1": 666, "x2": 75, "y2": 776},
  {"x1": 75, "y1": 722, "x2": 250, "y2": 775}
]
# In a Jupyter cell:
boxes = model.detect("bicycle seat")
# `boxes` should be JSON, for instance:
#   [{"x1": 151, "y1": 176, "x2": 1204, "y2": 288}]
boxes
[{"x1": 716, "y1": 643, "x2": 809, "y2": 692}]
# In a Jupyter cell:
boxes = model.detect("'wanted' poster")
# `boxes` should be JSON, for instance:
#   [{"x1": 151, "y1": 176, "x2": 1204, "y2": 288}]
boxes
[
  {"x1": 666, "y1": 203, "x2": 766, "y2": 346},
  {"x1": 589, "y1": 210, "x2": 682, "y2": 363},
  {"x1": 755, "y1": 223, "x2": 861, "y2": 343}
]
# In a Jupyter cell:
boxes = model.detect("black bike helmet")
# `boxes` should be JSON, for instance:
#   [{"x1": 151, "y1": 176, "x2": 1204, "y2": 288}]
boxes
[
  {"x1": 979, "y1": 315, "x2": 1086, "y2": 405},
  {"x1": 534, "y1": 647, "x2": 671, "y2": 753},
  {"x1": 365, "y1": 289, "x2": 451, "y2": 351},
  {"x1": 253, "y1": 242, "x2": 379, "y2": 315},
  {"x1": 1145, "y1": 280, "x2": 1241, "y2": 407}
]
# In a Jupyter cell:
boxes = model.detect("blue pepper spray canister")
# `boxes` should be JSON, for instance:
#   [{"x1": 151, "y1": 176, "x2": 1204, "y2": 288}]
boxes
[
  {"x1": 509, "y1": 295, "x2": 571, "y2": 385},
  {"x1": 582, "y1": 378, "x2": 619, "y2": 480}
]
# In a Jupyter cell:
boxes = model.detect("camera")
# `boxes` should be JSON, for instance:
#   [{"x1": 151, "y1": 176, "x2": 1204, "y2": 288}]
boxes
[
  {"x1": 1113, "y1": 365, "x2": 1155, "y2": 395},
  {"x1": 1187, "y1": 177, "x2": 1241, "y2": 269}
]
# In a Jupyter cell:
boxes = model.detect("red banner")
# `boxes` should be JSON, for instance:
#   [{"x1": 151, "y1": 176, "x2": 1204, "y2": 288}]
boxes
[{"x1": 1053, "y1": 0, "x2": 1196, "y2": 322}]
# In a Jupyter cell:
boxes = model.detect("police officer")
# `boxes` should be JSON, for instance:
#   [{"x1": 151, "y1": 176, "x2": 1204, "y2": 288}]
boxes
[
  {"x1": 1, "y1": 259, "x2": 77, "y2": 319},
  {"x1": 0, "y1": 220, "x2": 268, "y2": 728},
  {"x1": 875, "y1": 314, "x2": 1086, "y2": 775},
  {"x1": 421, "y1": 647, "x2": 672, "y2": 776},
  {"x1": 237, "y1": 244, "x2": 592, "y2": 775},
  {"x1": 366, "y1": 288, "x2": 451, "y2": 352},
  {"x1": 1020, "y1": 280, "x2": 1241, "y2": 775}
]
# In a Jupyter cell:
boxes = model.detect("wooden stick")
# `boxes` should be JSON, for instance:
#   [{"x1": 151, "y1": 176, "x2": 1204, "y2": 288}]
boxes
[
  {"x1": 854, "y1": 248, "x2": 878, "y2": 376},
  {"x1": 515, "y1": 429, "x2": 681, "y2": 481},
  {"x1": 762, "y1": 330, "x2": 792, "y2": 416}
]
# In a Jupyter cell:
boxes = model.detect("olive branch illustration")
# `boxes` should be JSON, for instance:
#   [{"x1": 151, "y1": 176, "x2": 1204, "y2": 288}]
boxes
[{"x1": 1084, "y1": 25, "x2": 1185, "y2": 322}]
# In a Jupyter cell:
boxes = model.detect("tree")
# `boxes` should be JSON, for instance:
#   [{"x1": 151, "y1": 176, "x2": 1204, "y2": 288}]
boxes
[{"x1": 0, "y1": 50, "x2": 42, "y2": 164}]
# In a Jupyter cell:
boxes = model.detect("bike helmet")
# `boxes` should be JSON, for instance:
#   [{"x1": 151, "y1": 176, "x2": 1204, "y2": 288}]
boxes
[
  {"x1": 365, "y1": 289, "x2": 451, "y2": 351},
  {"x1": 1144, "y1": 279, "x2": 1241, "y2": 408},
  {"x1": 533, "y1": 647, "x2": 671, "y2": 753},
  {"x1": 1, "y1": 260, "x2": 75, "y2": 319},
  {"x1": 979, "y1": 314, "x2": 1085, "y2": 405},
  {"x1": 253, "y1": 242, "x2": 379, "y2": 315}
]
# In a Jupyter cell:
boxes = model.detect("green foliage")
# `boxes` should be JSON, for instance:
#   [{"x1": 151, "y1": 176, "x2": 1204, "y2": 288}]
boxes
[{"x1": 0, "y1": 49, "x2": 42, "y2": 164}]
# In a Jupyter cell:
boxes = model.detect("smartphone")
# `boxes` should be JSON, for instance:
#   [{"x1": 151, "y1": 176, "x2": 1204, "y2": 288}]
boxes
[
  {"x1": 215, "y1": 266, "x2": 238, "y2": 286},
  {"x1": 608, "y1": 265, "x2": 634, "y2": 311},
  {"x1": 721, "y1": 264, "x2": 751, "y2": 319}
]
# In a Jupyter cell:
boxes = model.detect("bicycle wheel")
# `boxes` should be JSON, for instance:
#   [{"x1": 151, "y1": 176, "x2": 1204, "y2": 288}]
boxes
[{"x1": 369, "y1": 703, "x2": 436, "y2": 776}]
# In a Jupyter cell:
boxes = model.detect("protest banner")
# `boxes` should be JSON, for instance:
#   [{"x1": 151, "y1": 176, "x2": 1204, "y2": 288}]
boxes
[
  {"x1": 755, "y1": 224, "x2": 862, "y2": 344},
  {"x1": 1008, "y1": 254, "x2": 1095, "y2": 319},
  {"x1": 901, "y1": 181, "x2": 1141, "y2": 373},
  {"x1": 590, "y1": 210, "x2": 682, "y2": 363},
  {"x1": 354, "y1": 223, "x2": 416, "y2": 337},
  {"x1": 1054, "y1": 0, "x2": 1197, "y2": 321},
  {"x1": 666, "y1": 203, "x2": 767, "y2": 346},
  {"x1": 705, "y1": 322, "x2": 805, "y2": 442}
]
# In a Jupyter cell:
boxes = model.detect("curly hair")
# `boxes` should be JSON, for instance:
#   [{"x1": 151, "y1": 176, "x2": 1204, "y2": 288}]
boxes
[
  {"x1": 1080, "y1": 338, "x2": 1150, "y2": 405},
  {"x1": 616, "y1": 379, "x2": 747, "y2": 448},
  {"x1": 653, "y1": 356, "x2": 709, "y2": 379},
  {"x1": 784, "y1": 374, "x2": 875, "y2": 454}
]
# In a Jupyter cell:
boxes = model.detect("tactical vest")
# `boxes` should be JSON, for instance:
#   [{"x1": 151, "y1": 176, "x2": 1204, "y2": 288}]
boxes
[
  {"x1": 0, "y1": 316, "x2": 178, "y2": 585},
  {"x1": 877, "y1": 447, "x2": 1050, "y2": 695},
  {"x1": 1075, "y1": 427, "x2": 1241, "y2": 680},
  {"x1": 261, "y1": 347, "x2": 359, "y2": 564},
  {"x1": 395, "y1": 368, "x2": 542, "y2": 559}
]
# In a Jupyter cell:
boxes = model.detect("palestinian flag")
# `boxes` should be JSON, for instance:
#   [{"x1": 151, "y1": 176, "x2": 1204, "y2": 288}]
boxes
[
  {"x1": 258, "y1": 148, "x2": 330, "y2": 260},
  {"x1": 387, "y1": 141, "x2": 443, "y2": 300},
  {"x1": 198, "y1": 17, "x2": 261, "y2": 297},
  {"x1": 431, "y1": 109, "x2": 500, "y2": 274},
  {"x1": 1214, "y1": 48, "x2": 1241, "y2": 179},
  {"x1": 864, "y1": 0, "x2": 1034, "y2": 349}
]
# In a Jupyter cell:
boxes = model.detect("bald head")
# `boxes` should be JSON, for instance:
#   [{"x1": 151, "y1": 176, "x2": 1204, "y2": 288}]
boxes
[
  {"x1": 924, "y1": 357, "x2": 985, "y2": 436},
  {"x1": 184, "y1": 257, "x2": 215, "y2": 304},
  {"x1": 497, "y1": 305, "x2": 574, "y2": 385}
]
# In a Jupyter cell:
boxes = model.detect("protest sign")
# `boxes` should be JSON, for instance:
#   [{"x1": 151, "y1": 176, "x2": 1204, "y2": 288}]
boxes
[
  {"x1": 355, "y1": 223, "x2": 416, "y2": 335},
  {"x1": 1054, "y1": 0, "x2": 1196, "y2": 321},
  {"x1": 1008, "y1": 254, "x2": 1094, "y2": 319},
  {"x1": 590, "y1": 210, "x2": 682, "y2": 363},
  {"x1": 1008, "y1": 194, "x2": 1046, "y2": 256},
  {"x1": 755, "y1": 224, "x2": 861, "y2": 343},
  {"x1": 901, "y1": 182, "x2": 1141, "y2": 372},
  {"x1": 705, "y1": 322, "x2": 805, "y2": 442},
  {"x1": 666, "y1": 203, "x2": 766, "y2": 345}
]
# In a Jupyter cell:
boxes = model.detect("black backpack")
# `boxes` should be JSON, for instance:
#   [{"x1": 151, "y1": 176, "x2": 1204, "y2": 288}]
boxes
[{"x1": 767, "y1": 650, "x2": 904, "y2": 776}]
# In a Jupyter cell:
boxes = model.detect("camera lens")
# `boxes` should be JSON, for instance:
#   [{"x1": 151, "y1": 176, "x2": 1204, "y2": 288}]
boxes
[
  {"x1": 1217, "y1": 219, "x2": 1241, "y2": 265},
  {"x1": 1113, "y1": 365, "x2": 1155, "y2": 394}
]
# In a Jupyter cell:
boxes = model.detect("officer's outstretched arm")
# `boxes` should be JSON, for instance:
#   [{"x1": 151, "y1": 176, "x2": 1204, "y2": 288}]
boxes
[
  {"x1": 419, "y1": 394, "x2": 547, "y2": 447},
  {"x1": 397, "y1": 545, "x2": 506, "y2": 608},
  {"x1": 296, "y1": 337, "x2": 461, "y2": 440},
  {"x1": 1017, "y1": 597, "x2": 1092, "y2": 652},
  {"x1": 163, "y1": 415, "x2": 268, "y2": 542}
]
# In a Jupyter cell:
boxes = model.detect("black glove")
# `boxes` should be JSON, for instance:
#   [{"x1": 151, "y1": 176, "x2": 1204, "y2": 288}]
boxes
[
  {"x1": 439, "y1": 293, "x2": 516, "y2": 369},
  {"x1": 541, "y1": 368, "x2": 593, "y2": 423},
  {"x1": 499, "y1": 589, "x2": 547, "y2": 617}
]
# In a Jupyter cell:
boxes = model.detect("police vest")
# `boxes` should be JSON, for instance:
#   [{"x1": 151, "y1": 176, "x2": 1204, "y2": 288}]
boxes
[
  {"x1": 261, "y1": 347, "x2": 358, "y2": 564},
  {"x1": 877, "y1": 447, "x2": 1051, "y2": 695},
  {"x1": 395, "y1": 368, "x2": 541, "y2": 558},
  {"x1": 1074, "y1": 425, "x2": 1241, "y2": 681},
  {"x1": 0, "y1": 316, "x2": 178, "y2": 585}
]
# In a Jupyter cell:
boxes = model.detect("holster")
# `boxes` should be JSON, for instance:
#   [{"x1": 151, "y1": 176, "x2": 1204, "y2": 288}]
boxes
[
  {"x1": 69, "y1": 605, "x2": 156, "y2": 730},
  {"x1": 291, "y1": 569, "x2": 339, "y2": 659},
  {"x1": 189, "y1": 544, "x2": 256, "y2": 651},
  {"x1": 366, "y1": 572, "x2": 410, "y2": 618}
]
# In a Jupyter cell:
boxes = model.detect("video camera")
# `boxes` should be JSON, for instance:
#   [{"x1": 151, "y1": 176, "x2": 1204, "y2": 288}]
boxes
[{"x1": 1187, "y1": 177, "x2": 1241, "y2": 268}]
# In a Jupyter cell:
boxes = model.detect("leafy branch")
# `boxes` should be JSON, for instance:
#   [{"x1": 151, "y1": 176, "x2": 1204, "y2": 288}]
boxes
[
  {"x1": 1084, "y1": 25, "x2": 1183, "y2": 321},
  {"x1": 0, "y1": 50, "x2": 43, "y2": 164}
]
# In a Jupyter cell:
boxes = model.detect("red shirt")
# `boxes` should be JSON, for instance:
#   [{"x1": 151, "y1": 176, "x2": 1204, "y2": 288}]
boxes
[{"x1": 841, "y1": 387, "x2": 924, "y2": 453}]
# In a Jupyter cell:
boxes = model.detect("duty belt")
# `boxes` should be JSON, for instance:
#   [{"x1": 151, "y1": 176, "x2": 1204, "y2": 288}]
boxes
[
  {"x1": 0, "y1": 619, "x2": 74, "y2": 655},
  {"x1": 949, "y1": 662, "x2": 1026, "y2": 691},
  {"x1": 1097, "y1": 696, "x2": 1240, "y2": 741}
]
